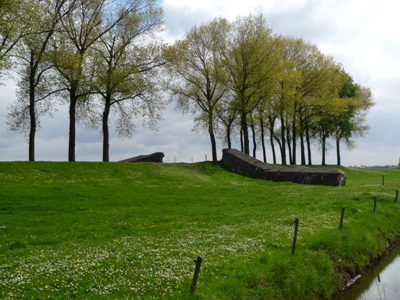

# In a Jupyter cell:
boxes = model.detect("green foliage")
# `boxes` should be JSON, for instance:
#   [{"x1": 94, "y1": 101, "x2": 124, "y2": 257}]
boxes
[
  {"x1": 6, "y1": 0, "x2": 61, "y2": 160},
  {"x1": 89, "y1": 0, "x2": 165, "y2": 161},
  {"x1": 164, "y1": 17, "x2": 229, "y2": 162},
  {"x1": 164, "y1": 15, "x2": 374, "y2": 165},
  {"x1": 1, "y1": 162, "x2": 400, "y2": 299},
  {"x1": 0, "y1": 0, "x2": 25, "y2": 62},
  {"x1": 3, "y1": 0, "x2": 166, "y2": 162},
  {"x1": 3, "y1": 6, "x2": 374, "y2": 164}
]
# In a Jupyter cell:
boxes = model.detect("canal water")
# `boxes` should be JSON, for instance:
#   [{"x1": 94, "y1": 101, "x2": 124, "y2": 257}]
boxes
[{"x1": 340, "y1": 244, "x2": 400, "y2": 299}]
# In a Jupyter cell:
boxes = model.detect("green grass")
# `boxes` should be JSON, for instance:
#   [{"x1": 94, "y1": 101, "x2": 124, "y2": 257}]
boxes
[{"x1": 0, "y1": 162, "x2": 400, "y2": 299}]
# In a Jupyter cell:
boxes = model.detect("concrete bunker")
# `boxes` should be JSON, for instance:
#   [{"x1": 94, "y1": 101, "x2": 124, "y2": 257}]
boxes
[{"x1": 221, "y1": 148, "x2": 345, "y2": 186}]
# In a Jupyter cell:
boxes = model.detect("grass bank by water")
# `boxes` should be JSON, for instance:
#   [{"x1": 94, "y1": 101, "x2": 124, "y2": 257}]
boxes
[{"x1": 0, "y1": 162, "x2": 399, "y2": 299}]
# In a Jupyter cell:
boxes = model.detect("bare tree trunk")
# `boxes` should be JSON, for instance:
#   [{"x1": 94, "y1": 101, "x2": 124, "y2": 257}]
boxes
[
  {"x1": 300, "y1": 133, "x2": 306, "y2": 165},
  {"x1": 102, "y1": 95, "x2": 111, "y2": 162},
  {"x1": 68, "y1": 92, "x2": 77, "y2": 162},
  {"x1": 286, "y1": 126, "x2": 293, "y2": 165},
  {"x1": 210, "y1": 131, "x2": 217, "y2": 162},
  {"x1": 208, "y1": 115, "x2": 218, "y2": 162},
  {"x1": 291, "y1": 114, "x2": 297, "y2": 165},
  {"x1": 226, "y1": 125, "x2": 232, "y2": 149},
  {"x1": 28, "y1": 56, "x2": 36, "y2": 162},
  {"x1": 270, "y1": 135, "x2": 276, "y2": 164},
  {"x1": 267, "y1": 119, "x2": 276, "y2": 164},
  {"x1": 306, "y1": 124, "x2": 312, "y2": 165},
  {"x1": 225, "y1": 114, "x2": 235, "y2": 149},
  {"x1": 28, "y1": 98, "x2": 36, "y2": 161},
  {"x1": 241, "y1": 112, "x2": 250, "y2": 154},
  {"x1": 251, "y1": 122, "x2": 256, "y2": 158},
  {"x1": 260, "y1": 118, "x2": 267, "y2": 163},
  {"x1": 336, "y1": 138, "x2": 341, "y2": 166},
  {"x1": 280, "y1": 113, "x2": 287, "y2": 165},
  {"x1": 240, "y1": 129, "x2": 243, "y2": 152},
  {"x1": 321, "y1": 133, "x2": 327, "y2": 166},
  {"x1": 274, "y1": 135, "x2": 282, "y2": 164}
]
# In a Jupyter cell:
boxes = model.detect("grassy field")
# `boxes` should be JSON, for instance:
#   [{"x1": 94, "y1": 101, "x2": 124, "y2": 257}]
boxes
[{"x1": 0, "y1": 161, "x2": 399, "y2": 299}]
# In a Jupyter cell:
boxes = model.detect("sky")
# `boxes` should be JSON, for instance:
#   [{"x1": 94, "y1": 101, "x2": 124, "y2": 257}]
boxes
[{"x1": 0, "y1": 0, "x2": 399, "y2": 166}]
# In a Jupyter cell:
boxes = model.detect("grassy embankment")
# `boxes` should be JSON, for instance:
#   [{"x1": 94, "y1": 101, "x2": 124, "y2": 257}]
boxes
[{"x1": 0, "y1": 161, "x2": 399, "y2": 299}]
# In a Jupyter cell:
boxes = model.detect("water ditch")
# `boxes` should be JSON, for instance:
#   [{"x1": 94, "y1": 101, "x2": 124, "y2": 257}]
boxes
[{"x1": 339, "y1": 244, "x2": 400, "y2": 299}]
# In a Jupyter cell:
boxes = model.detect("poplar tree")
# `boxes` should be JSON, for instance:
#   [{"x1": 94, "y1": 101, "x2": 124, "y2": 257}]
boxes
[
  {"x1": 333, "y1": 77, "x2": 374, "y2": 165},
  {"x1": 218, "y1": 14, "x2": 280, "y2": 155},
  {"x1": 91, "y1": 0, "x2": 165, "y2": 162},
  {"x1": 52, "y1": 0, "x2": 147, "y2": 161},
  {"x1": 164, "y1": 18, "x2": 229, "y2": 162},
  {"x1": 7, "y1": 0, "x2": 71, "y2": 161}
]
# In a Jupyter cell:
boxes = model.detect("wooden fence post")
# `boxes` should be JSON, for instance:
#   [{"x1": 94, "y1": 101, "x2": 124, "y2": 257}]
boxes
[
  {"x1": 382, "y1": 175, "x2": 384, "y2": 186},
  {"x1": 373, "y1": 197, "x2": 377, "y2": 212},
  {"x1": 190, "y1": 256, "x2": 203, "y2": 294},
  {"x1": 292, "y1": 218, "x2": 299, "y2": 254},
  {"x1": 395, "y1": 190, "x2": 398, "y2": 203},
  {"x1": 340, "y1": 207, "x2": 345, "y2": 229}
]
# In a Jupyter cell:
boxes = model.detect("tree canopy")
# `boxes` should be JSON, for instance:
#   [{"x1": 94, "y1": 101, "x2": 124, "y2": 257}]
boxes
[
  {"x1": 164, "y1": 15, "x2": 374, "y2": 165},
  {"x1": 2, "y1": 8, "x2": 374, "y2": 164},
  {"x1": 4, "y1": 0, "x2": 165, "y2": 161}
]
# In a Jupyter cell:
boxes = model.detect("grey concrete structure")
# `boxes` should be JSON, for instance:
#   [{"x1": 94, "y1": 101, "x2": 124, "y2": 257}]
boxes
[
  {"x1": 221, "y1": 148, "x2": 346, "y2": 186},
  {"x1": 119, "y1": 152, "x2": 164, "y2": 163}
]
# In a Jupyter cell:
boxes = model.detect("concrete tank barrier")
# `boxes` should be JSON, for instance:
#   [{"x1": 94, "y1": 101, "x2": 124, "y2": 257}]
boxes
[{"x1": 221, "y1": 148, "x2": 345, "y2": 186}]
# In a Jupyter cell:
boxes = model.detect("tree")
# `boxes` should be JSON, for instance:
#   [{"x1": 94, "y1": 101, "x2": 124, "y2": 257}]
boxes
[
  {"x1": 273, "y1": 37, "x2": 341, "y2": 165},
  {"x1": 268, "y1": 36, "x2": 300, "y2": 165},
  {"x1": 332, "y1": 71, "x2": 358, "y2": 165},
  {"x1": 215, "y1": 92, "x2": 239, "y2": 150},
  {"x1": 218, "y1": 14, "x2": 280, "y2": 155},
  {"x1": 333, "y1": 79, "x2": 374, "y2": 165},
  {"x1": 263, "y1": 94, "x2": 281, "y2": 164},
  {"x1": 253, "y1": 69, "x2": 283, "y2": 163},
  {"x1": 309, "y1": 67, "x2": 352, "y2": 166},
  {"x1": 91, "y1": 0, "x2": 165, "y2": 162},
  {"x1": 255, "y1": 99, "x2": 268, "y2": 163},
  {"x1": 164, "y1": 17, "x2": 229, "y2": 162},
  {"x1": 7, "y1": 0, "x2": 71, "y2": 161},
  {"x1": 51, "y1": 0, "x2": 145, "y2": 161}
]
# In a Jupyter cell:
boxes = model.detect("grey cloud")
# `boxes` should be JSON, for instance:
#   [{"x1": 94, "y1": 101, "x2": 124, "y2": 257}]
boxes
[
  {"x1": 264, "y1": 5, "x2": 357, "y2": 44},
  {"x1": 163, "y1": 4, "x2": 213, "y2": 41}
]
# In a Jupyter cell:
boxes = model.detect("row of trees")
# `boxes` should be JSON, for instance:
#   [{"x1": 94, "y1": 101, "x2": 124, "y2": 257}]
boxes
[
  {"x1": 1, "y1": 0, "x2": 165, "y2": 161},
  {"x1": 164, "y1": 15, "x2": 374, "y2": 165},
  {"x1": 1, "y1": 1, "x2": 373, "y2": 165}
]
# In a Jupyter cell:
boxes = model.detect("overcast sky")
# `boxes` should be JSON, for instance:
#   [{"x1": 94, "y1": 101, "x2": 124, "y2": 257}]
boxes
[{"x1": 0, "y1": 0, "x2": 399, "y2": 166}]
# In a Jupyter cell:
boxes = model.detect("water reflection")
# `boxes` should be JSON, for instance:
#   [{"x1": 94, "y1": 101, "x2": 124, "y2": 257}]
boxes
[
  {"x1": 341, "y1": 246, "x2": 400, "y2": 299},
  {"x1": 358, "y1": 255, "x2": 400, "y2": 299}
]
